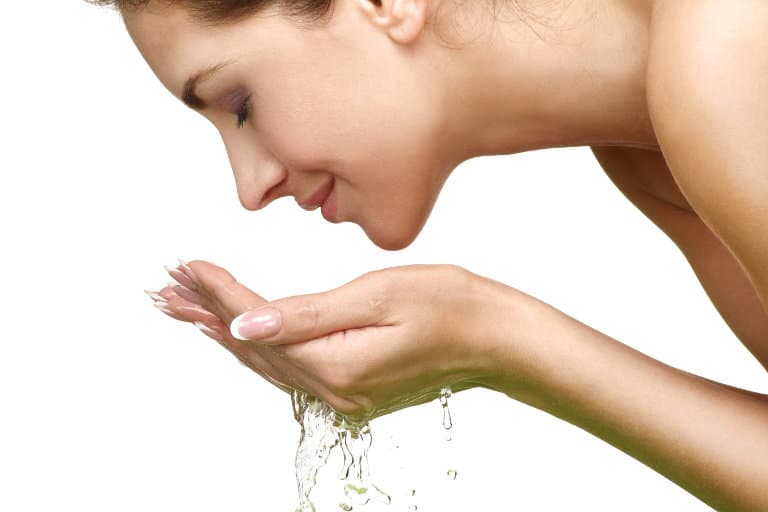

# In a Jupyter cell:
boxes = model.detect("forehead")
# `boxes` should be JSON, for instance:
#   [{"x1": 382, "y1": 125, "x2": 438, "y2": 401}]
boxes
[
  {"x1": 122, "y1": 3, "x2": 282, "y2": 98},
  {"x1": 124, "y1": 4, "x2": 199, "y2": 79}
]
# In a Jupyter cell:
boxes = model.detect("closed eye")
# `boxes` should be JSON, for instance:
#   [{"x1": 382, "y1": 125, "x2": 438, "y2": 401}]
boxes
[{"x1": 236, "y1": 96, "x2": 252, "y2": 128}]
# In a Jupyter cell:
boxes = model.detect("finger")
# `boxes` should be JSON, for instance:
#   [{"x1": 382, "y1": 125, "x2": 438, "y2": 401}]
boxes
[
  {"x1": 195, "y1": 316, "x2": 305, "y2": 394},
  {"x1": 185, "y1": 260, "x2": 268, "y2": 323},
  {"x1": 146, "y1": 287, "x2": 220, "y2": 324},
  {"x1": 280, "y1": 325, "x2": 397, "y2": 394},
  {"x1": 190, "y1": 303, "x2": 365, "y2": 414},
  {"x1": 228, "y1": 276, "x2": 392, "y2": 345},
  {"x1": 146, "y1": 288, "x2": 187, "y2": 321}
]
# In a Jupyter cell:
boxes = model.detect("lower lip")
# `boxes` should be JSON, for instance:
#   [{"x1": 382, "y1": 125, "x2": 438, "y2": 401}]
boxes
[{"x1": 320, "y1": 180, "x2": 338, "y2": 222}]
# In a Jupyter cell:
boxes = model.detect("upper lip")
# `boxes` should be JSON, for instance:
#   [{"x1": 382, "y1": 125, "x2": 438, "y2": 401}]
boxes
[{"x1": 298, "y1": 178, "x2": 335, "y2": 211}]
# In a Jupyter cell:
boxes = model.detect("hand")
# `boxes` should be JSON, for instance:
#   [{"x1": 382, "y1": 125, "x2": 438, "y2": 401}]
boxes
[{"x1": 148, "y1": 260, "x2": 508, "y2": 419}]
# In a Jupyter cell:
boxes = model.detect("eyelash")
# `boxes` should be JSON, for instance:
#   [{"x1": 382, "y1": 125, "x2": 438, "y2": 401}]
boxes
[{"x1": 236, "y1": 96, "x2": 252, "y2": 128}]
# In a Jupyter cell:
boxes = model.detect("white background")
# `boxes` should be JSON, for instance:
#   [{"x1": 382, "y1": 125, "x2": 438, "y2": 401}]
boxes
[{"x1": 1, "y1": 2, "x2": 766, "y2": 511}]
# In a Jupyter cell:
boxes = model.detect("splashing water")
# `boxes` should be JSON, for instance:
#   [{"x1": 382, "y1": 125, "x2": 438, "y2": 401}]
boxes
[
  {"x1": 291, "y1": 385, "x2": 455, "y2": 511},
  {"x1": 292, "y1": 390, "x2": 390, "y2": 512}
]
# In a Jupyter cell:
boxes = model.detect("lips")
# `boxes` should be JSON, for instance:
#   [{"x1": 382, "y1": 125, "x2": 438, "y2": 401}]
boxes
[{"x1": 299, "y1": 177, "x2": 335, "y2": 211}]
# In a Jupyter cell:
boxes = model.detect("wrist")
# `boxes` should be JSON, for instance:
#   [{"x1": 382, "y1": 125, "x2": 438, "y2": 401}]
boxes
[{"x1": 460, "y1": 272, "x2": 555, "y2": 398}]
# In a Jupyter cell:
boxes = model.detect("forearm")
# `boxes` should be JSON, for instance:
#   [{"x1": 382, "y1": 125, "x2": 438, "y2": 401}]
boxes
[{"x1": 480, "y1": 286, "x2": 768, "y2": 511}]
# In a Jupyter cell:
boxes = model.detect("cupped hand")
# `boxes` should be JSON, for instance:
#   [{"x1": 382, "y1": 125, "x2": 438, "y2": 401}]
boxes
[{"x1": 148, "y1": 260, "x2": 507, "y2": 419}]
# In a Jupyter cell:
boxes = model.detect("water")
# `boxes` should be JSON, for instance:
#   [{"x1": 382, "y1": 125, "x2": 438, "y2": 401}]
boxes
[
  {"x1": 292, "y1": 385, "x2": 455, "y2": 511},
  {"x1": 292, "y1": 390, "x2": 390, "y2": 512}
]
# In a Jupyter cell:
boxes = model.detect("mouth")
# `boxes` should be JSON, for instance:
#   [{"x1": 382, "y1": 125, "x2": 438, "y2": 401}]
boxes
[
  {"x1": 298, "y1": 177, "x2": 339, "y2": 222},
  {"x1": 320, "y1": 179, "x2": 338, "y2": 222},
  {"x1": 299, "y1": 177, "x2": 335, "y2": 211}
]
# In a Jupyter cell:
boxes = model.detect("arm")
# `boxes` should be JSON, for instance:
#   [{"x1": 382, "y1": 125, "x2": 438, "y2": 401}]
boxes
[
  {"x1": 481, "y1": 283, "x2": 768, "y2": 512},
  {"x1": 158, "y1": 258, "x2": 767, "y2": 510},
  {"x1": 646, "y1": 0, "x2": 768, "y2": 312},
  {"x1": 591, "y1": 145, "x2": 768, "y2": 369}
]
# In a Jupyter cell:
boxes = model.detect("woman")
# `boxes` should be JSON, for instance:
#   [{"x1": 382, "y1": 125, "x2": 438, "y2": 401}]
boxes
[{"x1": 117, "y1": 0, "x2": 768, "y2": 509}]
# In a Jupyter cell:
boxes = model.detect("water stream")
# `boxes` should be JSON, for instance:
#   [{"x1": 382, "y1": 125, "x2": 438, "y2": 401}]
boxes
[{"x1": 292, "y1": 385, "x2": 455, "y2": 512}]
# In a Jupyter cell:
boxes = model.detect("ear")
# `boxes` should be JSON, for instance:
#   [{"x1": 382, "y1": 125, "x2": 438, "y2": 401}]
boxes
[{"x1": 355, "y1": 0, "x2": 429, "y2": 45}]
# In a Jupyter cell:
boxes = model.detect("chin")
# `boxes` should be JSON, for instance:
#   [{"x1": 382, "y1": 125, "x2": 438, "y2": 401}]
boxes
[{"x1": 362, "y1": 221, "x2": 422, "y2": 252}]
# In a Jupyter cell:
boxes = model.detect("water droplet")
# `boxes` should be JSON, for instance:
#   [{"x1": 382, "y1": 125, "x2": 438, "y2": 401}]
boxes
[
  {"x1": 447, "y1": 469, "x2": 458, "y2": 480},
  {"x1": 338, "y1": 503, "x2": 353, "y2": 511},
  {"x1": 410, "y1": 489, "x2": 417, "y2": 496},
  {"x1": 439, "y1": 386, "x2": 453, "y2": 430},
  {"x1": 408, "y1": 506, "x2": 418, "y2": 511}
]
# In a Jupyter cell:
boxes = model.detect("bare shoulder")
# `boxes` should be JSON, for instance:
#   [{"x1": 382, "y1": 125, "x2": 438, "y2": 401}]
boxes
[
  {"x1": 645, "y1": 0, "x2": 768, "y2": 159},
  {"x1": 647, "y1": 0, "x2": 768, "y2": 60},
  {"x1": 643, "y1": 0, "x2": 768, "y2": 310},
  {"x1": 646, "y1": 0, "x2": 768, "y2": 136}
]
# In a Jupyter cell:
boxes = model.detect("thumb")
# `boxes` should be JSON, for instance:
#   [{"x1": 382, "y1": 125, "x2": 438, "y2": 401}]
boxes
[{"x1": 229, "y1": 279, "x2": 390, "y2": 344}]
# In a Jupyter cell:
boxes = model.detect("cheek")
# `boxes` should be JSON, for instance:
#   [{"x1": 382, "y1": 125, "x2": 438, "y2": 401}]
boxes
[
  {"x1": 255, "y1": 60, "x2": 407, "y2": 171},
  {"x1": 254, "y1": 91, "x2": 334, "y2": 169}
]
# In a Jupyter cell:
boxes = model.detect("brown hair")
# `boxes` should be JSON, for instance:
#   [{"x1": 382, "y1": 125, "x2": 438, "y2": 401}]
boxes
[{"x1": 88, "y1": 0, "x2": 376, "y2": 25}]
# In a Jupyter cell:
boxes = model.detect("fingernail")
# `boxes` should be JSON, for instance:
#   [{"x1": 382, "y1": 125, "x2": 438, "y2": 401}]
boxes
[
  {"x1": 177, "y1": 258, "x2": 202, "y2": 287},
  {"x1": 194, "y1": 321, "x2": 225, "y2": 341},
  {"x1": 170, "y1": 283, "x2": 204, "y2": 305},
  {"x1": 165, "y1": 264, "x2": 198, "y2": 291},
  {"x1": 154, "y1": 301, "x2": 172, "y2": 314},
  {"x1": 230, "y1": 308, "x2": 281, "y2": 341},
  {"x1": 144, "y1": 289, "x2": 166, "y2": 302},
  {"x1": 154, "y1": 301, "x2": 184, "y2": 320}
]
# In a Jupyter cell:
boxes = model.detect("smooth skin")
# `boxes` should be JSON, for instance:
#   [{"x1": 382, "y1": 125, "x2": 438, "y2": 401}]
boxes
[{"x1": 134, "y1": 0, "x2": 768, "y2": 510}]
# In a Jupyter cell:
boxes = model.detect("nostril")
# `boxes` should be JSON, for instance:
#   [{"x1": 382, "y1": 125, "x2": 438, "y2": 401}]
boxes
[{"x1": 254, "y1": 177, "x2": 288, "y2": 211}]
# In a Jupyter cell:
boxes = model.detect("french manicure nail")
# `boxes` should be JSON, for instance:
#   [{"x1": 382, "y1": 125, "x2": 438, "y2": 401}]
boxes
[
  {"x1": 177, "y1": 258, "x2": 202, "y2": 287},
  {"x1": 144, "y1": 289, "x2": 165, "y2": 302},
  {"x1": 154, "y1": 301, "x2": 184, "y2": 320},
  {"x1": 230, "y1": 308, "x2": 282, "y2": 341},
  {"x1": 165, "y1": 265, "x2": 198, "y2": 291},
  {"x1": 154, "y1": 301, "x2": 172, "y2": 313},
  {"x1": 194, "y1": 321, "x2": 224, "y2": 341},
  {"x1": 170, "y1": 283, "x2": 204, "y2": 305}
]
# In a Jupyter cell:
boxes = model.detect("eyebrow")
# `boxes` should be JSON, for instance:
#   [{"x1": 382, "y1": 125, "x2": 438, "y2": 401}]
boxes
[{"x1": 181, "y1": 61, "x2": 232, "y2": 110}]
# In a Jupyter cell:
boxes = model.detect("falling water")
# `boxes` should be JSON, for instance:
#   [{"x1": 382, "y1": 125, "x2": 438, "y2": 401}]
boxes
[{"x1": 291, "y1": 385, "x2": 455, "y2": 511}]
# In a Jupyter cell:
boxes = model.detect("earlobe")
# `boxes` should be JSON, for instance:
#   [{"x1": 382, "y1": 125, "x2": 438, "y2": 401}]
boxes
[
  {"x1": 356, "y1": 0, "x2": 428, "y2": 44},
  {"x1": 388, "y1": 0, "x2": 428, "y2": 44}
]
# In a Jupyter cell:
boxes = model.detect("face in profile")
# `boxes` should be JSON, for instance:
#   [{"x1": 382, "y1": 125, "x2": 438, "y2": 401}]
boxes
[{"x1": 124, "y1": 0, "x2": 462, "y2": 250}]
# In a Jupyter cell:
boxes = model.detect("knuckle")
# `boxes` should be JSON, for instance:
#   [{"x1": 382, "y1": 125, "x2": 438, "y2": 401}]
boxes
[
  {"x1": 366, "y1": 291, "x2": 389, "y2": 318},
  {"x1": 295, "y1": 298, "x2": 322, "y2": 336},
  {"x1": 359, "y1": 270, "x2": 394, "y2": 305}
]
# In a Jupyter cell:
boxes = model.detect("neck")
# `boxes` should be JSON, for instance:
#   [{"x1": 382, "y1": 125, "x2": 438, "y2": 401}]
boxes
[{"x1": 432, "y1": 0, "x2": 658, "y2": 161}]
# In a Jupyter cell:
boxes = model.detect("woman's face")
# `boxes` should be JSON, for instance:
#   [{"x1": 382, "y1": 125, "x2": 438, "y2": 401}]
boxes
[{"x1": 124, "y1": 0, "x2": 459, "y2": 250}]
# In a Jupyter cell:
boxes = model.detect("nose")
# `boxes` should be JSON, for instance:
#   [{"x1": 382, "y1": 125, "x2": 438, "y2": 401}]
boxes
[{"x1": 222, "y1": 136, "x2": 288, "y2": 211}]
